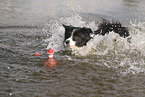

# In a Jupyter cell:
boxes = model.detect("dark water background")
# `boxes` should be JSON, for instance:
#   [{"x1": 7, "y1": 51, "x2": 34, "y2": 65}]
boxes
[{"x1": 0, "y1": 0, "x2": 145, "y2": 97}]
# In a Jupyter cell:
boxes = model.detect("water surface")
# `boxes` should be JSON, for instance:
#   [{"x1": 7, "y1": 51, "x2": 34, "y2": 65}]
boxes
[{"x1": 0, "y1": 0, "x2": 145, "y2": 97}]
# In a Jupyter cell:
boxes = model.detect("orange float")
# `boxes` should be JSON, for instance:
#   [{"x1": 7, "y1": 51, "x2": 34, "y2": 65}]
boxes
[
  {"x1": 45, "y1": 48, "x2": 56, "y2": 67},
  {"x1": 35, "y1": 48, "x2": 57, "y2": 67}
]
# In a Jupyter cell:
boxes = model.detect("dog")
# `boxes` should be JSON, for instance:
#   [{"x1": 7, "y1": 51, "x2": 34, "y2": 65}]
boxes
[{"x1": 63, "y1": 19, "x2": 130, "y2": 50}]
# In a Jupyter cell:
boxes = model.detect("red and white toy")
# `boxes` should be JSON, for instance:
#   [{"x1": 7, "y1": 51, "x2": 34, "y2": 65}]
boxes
[
  {"x1": 35, "y1": 48, "x2": 56, "y2": 67},
  {"x1": 47, "y1": 48, "x2": 54, "y2": 59}
]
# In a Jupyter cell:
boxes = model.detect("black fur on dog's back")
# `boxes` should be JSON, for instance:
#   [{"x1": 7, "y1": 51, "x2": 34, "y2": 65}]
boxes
[{"x1": 94, "y1": 19, "x2": 130, "y2": 38}]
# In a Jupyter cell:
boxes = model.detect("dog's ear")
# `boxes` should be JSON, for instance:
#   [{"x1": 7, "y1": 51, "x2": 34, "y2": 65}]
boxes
[
  {"x1": 87, "y1": 28, "x2": 93, "y2": 33},
  {"x1": 83, "y1": 27, "x2": 93, "y2": 33},
  {"x1": 62, "y1": 24, "x2": 69, "y2": 29},
  {"x1": 62, "y1": 24, "x2": 66, "y2": 27},
  {"x1": 62, "y1": 24, "x2": 74, "y2": 28}
]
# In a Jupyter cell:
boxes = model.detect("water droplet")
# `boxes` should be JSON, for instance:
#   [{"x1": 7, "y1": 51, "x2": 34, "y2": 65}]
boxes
[
  {"x1": 16, "y1": 79, "x2": 19, "y2": 81},
  {"x1": 9, "y1": 93, "x2": 12, "y2": 96}
]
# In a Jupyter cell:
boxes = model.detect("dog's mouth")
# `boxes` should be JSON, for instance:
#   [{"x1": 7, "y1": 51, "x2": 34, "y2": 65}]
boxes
[
  {"x1": 64, "y1": 44, "x2": 72, "y2": 51},
  {"x1": 64, "y1": 40, "x2": 83, "y2": 50},
  {"x1": 65, "y1": 44, "x2": 70, "y2": 48}
]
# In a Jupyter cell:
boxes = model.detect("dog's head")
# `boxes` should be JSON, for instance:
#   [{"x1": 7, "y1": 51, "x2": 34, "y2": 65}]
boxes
[{"x1": 63, "y1": 24, "x2": 93, "y2": 49}]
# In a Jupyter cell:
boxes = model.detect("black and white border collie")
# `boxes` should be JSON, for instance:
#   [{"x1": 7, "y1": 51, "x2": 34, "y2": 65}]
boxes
[{"x1": 63, "y1": 19, "x2": 130, "y2": 50}]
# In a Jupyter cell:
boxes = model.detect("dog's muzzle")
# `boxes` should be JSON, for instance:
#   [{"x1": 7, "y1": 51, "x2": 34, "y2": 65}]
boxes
[
  {"x1": 65, "y1": 40, "x2": 70, "y2": 45},
  {"x1": 64, "y1": 40, "x2": 70, "y2": 47}
]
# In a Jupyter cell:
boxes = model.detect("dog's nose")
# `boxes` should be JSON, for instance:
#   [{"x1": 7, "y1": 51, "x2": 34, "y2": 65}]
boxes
[{"x1": 65, "y1": 40, "x2": 70, "y2": 45}]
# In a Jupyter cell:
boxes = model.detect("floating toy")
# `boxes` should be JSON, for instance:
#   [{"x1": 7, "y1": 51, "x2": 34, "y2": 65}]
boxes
[
  {"x1": 35, "y1": 48, "x2": 56, "y2": 67},
  {"x1": 47, "y1": 48, "x2": 54, "y2": 59}
]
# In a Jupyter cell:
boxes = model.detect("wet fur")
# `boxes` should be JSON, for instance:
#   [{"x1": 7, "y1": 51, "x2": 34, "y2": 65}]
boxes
[{"x1": 94, "y1": 19, "x2": 130, "y2": 37}]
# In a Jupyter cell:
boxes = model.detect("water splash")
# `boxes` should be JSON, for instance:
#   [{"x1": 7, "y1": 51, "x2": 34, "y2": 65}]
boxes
[
  {"x1": 129, "y1": 20, "x2": 145, "y2": 55},
  {"x1": 44, "y1": 21, "x2": 64, "y2": 51},
  {"x1": 43, "y1": 14, "x2": 145, "y2": 56},
  {"x1": 43, "y1": 14, "x2": 145, "y2": 75},
  {"x1": 119, "y1": 57, "x2": 145, "y2": 75}
]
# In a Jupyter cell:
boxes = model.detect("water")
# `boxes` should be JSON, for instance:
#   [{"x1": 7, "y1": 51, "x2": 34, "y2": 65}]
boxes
[{"x1": 0, "y1": 0, "x2": 145, "y2": 97}]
